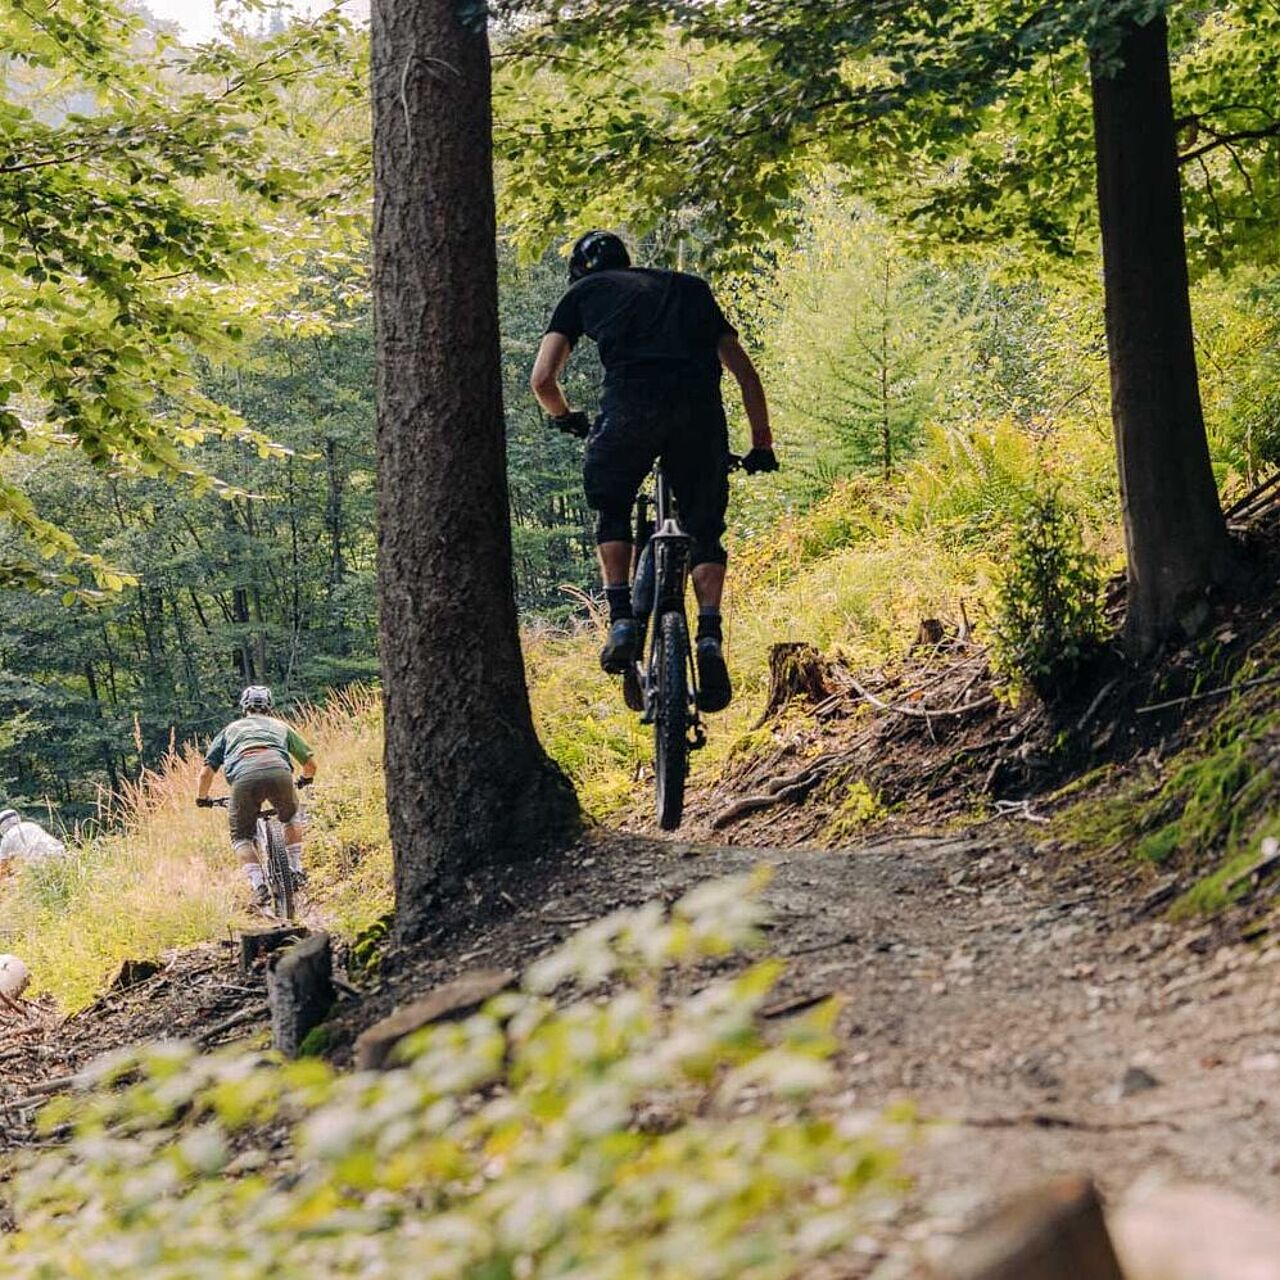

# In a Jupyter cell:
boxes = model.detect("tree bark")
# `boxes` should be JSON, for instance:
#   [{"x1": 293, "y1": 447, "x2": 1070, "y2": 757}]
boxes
[
  {"x1": 371, "y1": 0, "x2": 579, "y2": 941},
  {"x1": 1090, "y1": 15, "x2": 1236, "y2": 655}
]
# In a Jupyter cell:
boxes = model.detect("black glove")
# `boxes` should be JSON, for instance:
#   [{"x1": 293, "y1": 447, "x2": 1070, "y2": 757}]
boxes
[
  {"x1": 550, "y1": 411, "x2": 590, "y2": 439},
  {"x1": 296, "y1": 775, "x2": 313, "y2": 789},
  {"x1": 195, "y1": 796, "x2": 215, "y2": 808},
  {"x1": 741, "y1": 447, "x2": 779, "y2": 475}
]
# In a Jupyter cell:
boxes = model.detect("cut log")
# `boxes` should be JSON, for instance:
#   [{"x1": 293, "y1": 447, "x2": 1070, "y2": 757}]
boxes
[
  {"x1": 752, "y1": 642, "x2": 830, "y2": 728},
  {"x1": 240, "y1": 926, "x2": 309, "y2": 975},
  {"x1": 939, "y1": 1178, "x2": 1125, "y2": 1280},
  {"x1": 267, "y1": 932, "x2": 334, "y2": 1059},
  {"x1": 354, "y1": 968, "x2": 514, "y2": 1071}
]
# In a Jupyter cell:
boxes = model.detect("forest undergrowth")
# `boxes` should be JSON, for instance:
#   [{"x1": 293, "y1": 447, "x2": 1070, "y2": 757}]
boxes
[{"x1": 16, "y1": 412, "x2": 1280, "y2": 1011}]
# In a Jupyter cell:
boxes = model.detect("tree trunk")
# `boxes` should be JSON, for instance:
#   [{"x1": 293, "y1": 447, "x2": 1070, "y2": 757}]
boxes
[
  {"x1": 371, "y1": 0, "x2": 579, "y2": 942},
  {"x1": 1090, "y1": 14, "x2": 1236, "y2": 655}
]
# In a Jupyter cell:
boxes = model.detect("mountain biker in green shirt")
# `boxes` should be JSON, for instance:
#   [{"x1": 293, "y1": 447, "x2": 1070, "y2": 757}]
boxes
[{"x1": 194, "y1": 686, "x2": 317, "y2": 909}]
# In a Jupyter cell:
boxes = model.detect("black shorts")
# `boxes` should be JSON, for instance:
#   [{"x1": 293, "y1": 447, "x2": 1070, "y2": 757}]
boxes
[{"x1": 582, "y1": 378, "x2": 730, "y2": 566}]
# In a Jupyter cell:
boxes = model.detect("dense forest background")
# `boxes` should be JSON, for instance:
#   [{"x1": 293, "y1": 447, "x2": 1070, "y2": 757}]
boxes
[{"x1": 5, "y1": 0, "x2": 1280, "y2": 818}]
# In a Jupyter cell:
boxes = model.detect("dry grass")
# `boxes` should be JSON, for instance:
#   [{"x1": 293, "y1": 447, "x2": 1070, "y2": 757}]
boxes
[{"x1": 1, "y1": 687, "x2": 392, "y2": 1011}]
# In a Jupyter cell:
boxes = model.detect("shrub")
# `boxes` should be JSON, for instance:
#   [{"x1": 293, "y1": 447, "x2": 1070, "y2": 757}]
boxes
[
  {"x1": 3, "y1": 875, "x2": 911, "y2": 1278},
  {"x1": 992, "y1": 487, "x2": 1105, "y2": 697}
]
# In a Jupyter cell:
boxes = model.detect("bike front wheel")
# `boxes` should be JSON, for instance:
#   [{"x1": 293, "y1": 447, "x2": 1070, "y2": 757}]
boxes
[
  {"x1": 653, "y1": 609, "x2": 690, "y2": 831},
  {"x1": 264, "y1": 817, "x2": 295, "y2": 920}
]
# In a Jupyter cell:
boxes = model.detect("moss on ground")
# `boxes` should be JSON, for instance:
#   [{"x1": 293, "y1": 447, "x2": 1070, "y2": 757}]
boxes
[
  {"x1": 819, "y1": 775, "x2": 885, "y2": 844},
  {"x1": 1052, "y1": 665, "x2": 1280, "y2": 916}
]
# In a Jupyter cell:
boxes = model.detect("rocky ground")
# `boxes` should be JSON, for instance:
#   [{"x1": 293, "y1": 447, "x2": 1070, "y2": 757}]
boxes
[{"x1": 5, "y1": 818, "x2": 1280, "y2": 1273}]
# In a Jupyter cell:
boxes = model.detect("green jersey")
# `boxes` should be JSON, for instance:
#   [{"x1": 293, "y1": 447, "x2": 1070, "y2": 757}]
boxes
[{"x1": 204, "y1": 715, "x2": 313, "y2": 782}]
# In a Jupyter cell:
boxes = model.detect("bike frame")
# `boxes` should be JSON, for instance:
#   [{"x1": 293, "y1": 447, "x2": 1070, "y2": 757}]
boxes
[
  {"x1": 632, "y1": 463, "x2": 704, "y2": 745},
  {"x1": 209, "y1": 798, "x2": 298, "y2": 918}
]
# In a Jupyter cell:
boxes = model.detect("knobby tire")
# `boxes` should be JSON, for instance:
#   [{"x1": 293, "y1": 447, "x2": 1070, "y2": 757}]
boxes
[
  {"x1": 264, "y1": 817, "x2": 295, "y2": 920},
  {"x1": 654, "y1": 610, "x2": 689, "y2": 831}
]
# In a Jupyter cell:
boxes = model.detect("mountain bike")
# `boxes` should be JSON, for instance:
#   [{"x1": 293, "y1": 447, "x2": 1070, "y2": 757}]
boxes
[
  {"x1": 626, "y1": 455, "x2": 741, "y2": 831},
  {"x1": 210, "y1": 797, "x2": 295, "y2": 920}
]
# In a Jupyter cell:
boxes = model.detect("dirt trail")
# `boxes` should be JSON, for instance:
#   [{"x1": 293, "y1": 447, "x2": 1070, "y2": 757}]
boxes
[
  {"x1": 6, "y1": 822, "x2": 1279, "y2": 1269},
  {"x1": 330, "y1": 824, "x2": 1280, "y2": 1269}
]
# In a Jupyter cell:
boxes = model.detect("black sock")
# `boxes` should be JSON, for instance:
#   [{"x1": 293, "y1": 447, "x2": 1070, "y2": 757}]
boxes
[
  {"x1": 606, "y1": 585, "x2": 633, "y2": 623},
  {"x1": 697, "y1": 609, "x2": 722, "y2": 642}
]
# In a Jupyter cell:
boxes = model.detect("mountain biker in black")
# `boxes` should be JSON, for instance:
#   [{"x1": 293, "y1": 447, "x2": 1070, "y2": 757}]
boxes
[{"x1": 530, "y1": 230, "x2": 778, "y2": 712}]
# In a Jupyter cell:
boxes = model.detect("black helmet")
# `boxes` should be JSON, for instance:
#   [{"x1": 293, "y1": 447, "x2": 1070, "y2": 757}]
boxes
[{"x1": 568, "y1": 230, "x2": 631, "y2": 282}]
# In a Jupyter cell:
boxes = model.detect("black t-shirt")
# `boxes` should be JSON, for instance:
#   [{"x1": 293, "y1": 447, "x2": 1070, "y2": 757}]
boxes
[{"x1": 545, "y1": 267, "x2": 736, "y2": 389}]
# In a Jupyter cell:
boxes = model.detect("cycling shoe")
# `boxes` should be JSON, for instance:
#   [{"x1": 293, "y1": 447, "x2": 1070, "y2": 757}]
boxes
[
  {"x1": 622, "y1": 664, "x2": 644, "y2": 713},
  {"x1": 600, "y1": 618, "x2": 638, "y2": 674},
  {"x1": 291, "y1": 868, "x2": 309, "y2": 892},
  {"x1": 250, "y1": 883, "x2": 271, "y2": 910},
  {"x1": 696, "y1": 637, "x2": 733, "y2": 712}
]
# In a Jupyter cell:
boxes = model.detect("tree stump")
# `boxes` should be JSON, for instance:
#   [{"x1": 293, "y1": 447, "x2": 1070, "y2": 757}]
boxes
[
  {"x1": 752, "y1": 642, "x2": 830, "y2": 728},
  {"x1": 913, "y1": 617, "x2": 950, "y2": 650},
  {"x1": 239, "y1": 925, "x2": 309, "y2": 975},
  {"x1": 266, "y1": 932, "x2": 334, "y2": 1059},
  {"x1": 939, "y1": 1178, "x2": 1125, "y2": 1280}
]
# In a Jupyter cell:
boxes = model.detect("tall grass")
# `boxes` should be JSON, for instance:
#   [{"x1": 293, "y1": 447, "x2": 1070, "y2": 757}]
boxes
[{"x1": 1, "y1": 687, "x2": 392, "y2": 1011}]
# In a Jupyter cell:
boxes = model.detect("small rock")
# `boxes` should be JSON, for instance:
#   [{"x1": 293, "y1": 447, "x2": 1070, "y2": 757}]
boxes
[
  {"x1": 0, "y1": 954, "x2": 30, "y2": 1000},
  {"x1": 354, "y1": 968, "x2": 514, "y2": 1070},
  {"x1": 1120, "y1": 1065, "x2": 1161, "y2": 1096},
  {"x1": 225, "y1": 1148, "x2": 269, "y2": 1176},
  {"x1": 1241, "y1": 1052, "x2": 1280, "y2": 1073}
]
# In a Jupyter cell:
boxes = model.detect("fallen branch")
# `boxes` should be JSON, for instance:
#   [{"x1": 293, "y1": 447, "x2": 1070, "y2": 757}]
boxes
[
  {"x1": 761, "y1": 990, "x2": 834, "y2": 1019},
  {"x1": 1075, "y1": 677, "x2": 1120, "y2": 734},
  {"x1": 0, "y1": 988, "x2": 33, "y2": 1021},
  {"x1": 196, "y1": 1002, "x2": 269, "y2": 1048},
  {"x1": 844, "y1": 673, "x2": 997, "y2": 720},
  {"x1": 969, "y1": 799, "x2": 1051, "y2": 828},
  {"x1": 764, "y1": 753, "x2": 840, "y2": 795},
  {"x1": 710, "y1": 775, "x2": 825, "y2": 829},
  {"x1": 1226, "y1": 839, "x2": 1280, "y2": 895},
  {"x1": 2, "y1": 1075, "x2": 80, "y2": 1110},
  {"x1": 709, "y1": 755, "x2": 842, "y2": 829},
  {"x1": 959, "y1": 1111, "x2": 1180, "y2": 1133},
  {"x1": 1136, "y1": 671, "x2": 1280, "y2": 715},
  {"x1": 1224, "y1": 468, "x2": 1280, "y2": 519}
]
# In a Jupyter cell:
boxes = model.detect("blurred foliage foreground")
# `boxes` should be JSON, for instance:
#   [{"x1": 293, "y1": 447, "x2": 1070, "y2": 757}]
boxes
[{"x1": 3, "y1": 873, "x2": 911, "y2": 1279}]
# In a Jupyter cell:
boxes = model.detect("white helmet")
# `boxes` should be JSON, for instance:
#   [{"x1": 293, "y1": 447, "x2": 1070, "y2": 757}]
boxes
[
  {"x1": 239, "y1": 686, "x2": 273, "y2": 714},
  {"x1": 0, "y1": 809, "x2": 18, "y2": 831}
]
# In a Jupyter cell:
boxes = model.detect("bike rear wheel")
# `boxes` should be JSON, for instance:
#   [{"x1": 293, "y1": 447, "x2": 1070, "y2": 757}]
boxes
[
  {"x1": 264, "y1": 817, "x2": 295, "y2": 920},
  {"x1": 654, "y1": 609, "x2": 690, "y2": 831}
]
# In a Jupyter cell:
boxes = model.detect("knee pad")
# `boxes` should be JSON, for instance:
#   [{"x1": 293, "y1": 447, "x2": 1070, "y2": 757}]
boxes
[
  {"x1": 595, "y1": 507, "x2": 633, "y2": 546},
  {"x1": 232, "y1": 840, "x2": 259, "y2": 865}
]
